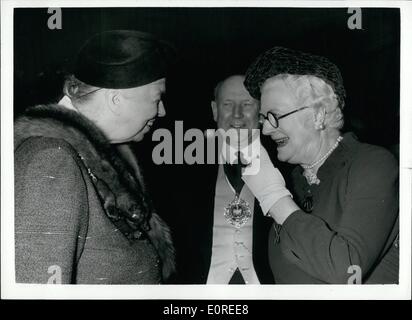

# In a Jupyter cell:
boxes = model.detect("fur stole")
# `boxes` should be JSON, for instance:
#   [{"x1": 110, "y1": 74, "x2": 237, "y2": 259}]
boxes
[{"x1": 14, "y1": 104, "x2": 175, "y2": 280}]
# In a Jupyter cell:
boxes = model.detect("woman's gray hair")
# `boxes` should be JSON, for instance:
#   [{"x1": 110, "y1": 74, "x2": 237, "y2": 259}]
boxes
[
  {"x1": 63, "y1": 74, "x2": 100, "y2": 105},
  {"x1": 267, "y1": 74, "x2": 344, "y2": 130}
]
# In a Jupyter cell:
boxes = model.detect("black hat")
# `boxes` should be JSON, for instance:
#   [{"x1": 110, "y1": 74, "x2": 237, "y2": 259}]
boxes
[
  {"x1": 244, "y1": 47, "x2": 346, "y2": 109},
  {"x1": 74, "y1": 30, "x2": 176, "y2": 89}
]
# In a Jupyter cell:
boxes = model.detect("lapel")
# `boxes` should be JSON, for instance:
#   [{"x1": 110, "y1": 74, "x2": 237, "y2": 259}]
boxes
[
  {"x1": 202, "y1": 164, "x2": 275, "y2": 284},
  {"x1": 198, "y1": 164, "x2": 219, "y2": 282},
  {"x1": 198, "y1": 164, "x2": 274, "y2": 284}
]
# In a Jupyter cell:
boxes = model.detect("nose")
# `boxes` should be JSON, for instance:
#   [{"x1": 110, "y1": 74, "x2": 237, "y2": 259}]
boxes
[
  {"x1": 157, "y1": 100, "x2": 166, "y2": 118},
  {"x1": 262, "y1": 120, "x2": 276, "y2": 135},
  {"x1": 232, "y1": 104, "x2": 243, "y2": 119}
]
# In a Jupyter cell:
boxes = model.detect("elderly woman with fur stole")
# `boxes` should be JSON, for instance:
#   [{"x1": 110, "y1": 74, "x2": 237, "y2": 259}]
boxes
[{"x1": 14, "y1": 30, "x2": 176, "y2": 284}]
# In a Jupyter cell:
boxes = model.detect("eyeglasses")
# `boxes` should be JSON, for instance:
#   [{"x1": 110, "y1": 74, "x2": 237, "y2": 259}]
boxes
[
  {"x1": 77, "y1": 88, "x2": 103, "y2": 99},
  {"x1": 259, "y1": 106, "x2": 310, "y2": 128}
]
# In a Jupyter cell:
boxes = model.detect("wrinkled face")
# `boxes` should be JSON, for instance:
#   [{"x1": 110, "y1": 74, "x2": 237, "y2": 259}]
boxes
[
  {"x1": 260, "y1": 77, "x2": 319, "y2": 164},
  {"x1": 212, "y1": 75, "x2": 260, "y2": 132},
  {"x1": 109, "y1": 78, "x2": 166, "y2": 143}
]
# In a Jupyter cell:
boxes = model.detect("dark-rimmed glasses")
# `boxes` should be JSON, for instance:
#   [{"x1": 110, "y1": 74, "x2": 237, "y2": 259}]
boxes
[{"x1": 259, "y1": 106, "x2": 310, "y2": 128}]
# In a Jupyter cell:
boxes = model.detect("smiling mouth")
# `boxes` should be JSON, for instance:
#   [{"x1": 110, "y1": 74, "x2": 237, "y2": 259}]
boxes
[
  {"x1": 273, "y1": 136, "x2": 289, "y2": 147},
  {"x1": 230, "y1": 123, "x2": 245, "y2": 129}
]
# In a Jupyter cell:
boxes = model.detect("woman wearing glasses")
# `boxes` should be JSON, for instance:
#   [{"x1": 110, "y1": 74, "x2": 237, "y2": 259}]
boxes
[{"x1": 240, "y1": 47, "x2": 399, "y2": 284}]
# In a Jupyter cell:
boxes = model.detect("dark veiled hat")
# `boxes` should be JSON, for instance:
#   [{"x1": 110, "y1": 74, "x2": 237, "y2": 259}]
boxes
[
  {"x1": 74, "y1": 30, "x2": 176, "y2": 89},
  {"x1": 244, "y1": 46, "x2": 346, "y2": 109}
]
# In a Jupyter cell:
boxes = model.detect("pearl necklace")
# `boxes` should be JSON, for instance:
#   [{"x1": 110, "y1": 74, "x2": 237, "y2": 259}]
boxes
[{"x1": 301, "y1": 136, "x2": 343, "y2": 185}]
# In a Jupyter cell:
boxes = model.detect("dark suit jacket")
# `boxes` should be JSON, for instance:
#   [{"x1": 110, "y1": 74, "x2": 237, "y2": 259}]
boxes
[{"x1": 164, "y1": 163, "x2": 275, "y2": 284}]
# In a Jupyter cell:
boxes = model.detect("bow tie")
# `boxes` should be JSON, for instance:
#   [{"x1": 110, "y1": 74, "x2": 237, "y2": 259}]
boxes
[
  {"x1": 226, "y1": 151, "x2": 250, "y2": 167},
  {"x1": 223, "y1": 152, "x2": 249, "y2": 194}
]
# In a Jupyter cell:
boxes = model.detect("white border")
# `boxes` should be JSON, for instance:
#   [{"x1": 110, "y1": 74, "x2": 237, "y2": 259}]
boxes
[{"x1": 2, "y1": 0, "x2": 411, "y2": 300}]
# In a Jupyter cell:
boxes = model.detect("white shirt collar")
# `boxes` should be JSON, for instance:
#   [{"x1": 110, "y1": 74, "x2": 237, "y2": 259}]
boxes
[
  {"x1": 220, "y1": 135, "x2": 261, "y2": 165},
  {"x1": 57, "y1": 95, "x2": 78, "y2": 112}
]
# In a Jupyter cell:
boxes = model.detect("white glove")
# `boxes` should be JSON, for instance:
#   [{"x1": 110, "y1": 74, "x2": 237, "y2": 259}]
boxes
[{"x1": 242, "y1": 143, "x2": 292, "y2": 215}]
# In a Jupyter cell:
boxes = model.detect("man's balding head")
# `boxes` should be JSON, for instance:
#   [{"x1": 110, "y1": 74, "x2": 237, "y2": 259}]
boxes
[{"x1": 211, "y1": 75, "x2": 260, "y2": 131}]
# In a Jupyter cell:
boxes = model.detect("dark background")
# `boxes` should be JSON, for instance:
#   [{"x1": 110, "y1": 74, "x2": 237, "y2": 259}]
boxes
[
  {"x1": 14, "y1": 7, "x2": 400, "y2": 213},
  {"x1": 13, "y1": 7, "x2": 401, "y2": 282},
  {"x1": 14, "y1": 7, "x2": 400, "y2": 148}
]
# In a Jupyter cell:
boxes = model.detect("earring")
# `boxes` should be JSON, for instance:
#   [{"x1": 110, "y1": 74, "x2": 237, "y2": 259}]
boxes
[{"x1": 319, "y1": 123, "x2": 325, "y2": 130}]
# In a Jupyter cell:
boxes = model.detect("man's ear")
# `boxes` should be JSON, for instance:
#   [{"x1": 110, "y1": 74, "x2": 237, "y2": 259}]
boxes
[
  {"x1": 106, "y1": 89, "x2": 121, "y2": 115},
  {"x1": 256, "y1": 99, "x2": 261, "y2": 111},
  {"x1": 313, "y1": 105, "x2": 326, "y2": 130},
  {"x1": 211, "y1": 101, "x2": 218, "y2": 122}
]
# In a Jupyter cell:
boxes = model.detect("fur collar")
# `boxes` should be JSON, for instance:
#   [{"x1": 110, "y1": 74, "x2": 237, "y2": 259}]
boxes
[{"x1": 15, "y1": 104, "x2": 175, "y2": 280}]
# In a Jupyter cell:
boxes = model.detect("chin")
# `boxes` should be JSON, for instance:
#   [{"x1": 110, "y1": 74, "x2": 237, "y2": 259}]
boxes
[
  {"x1": 130, "y1": 126, "x2": 150, "y2": 143},
  {"x1": 132, "y1": 134, "x2": 145, "y2": 142},
  {"x1": 276, "y1": 153, "x2": 287, "y2": 163},
  {"x1": 276, "y1": 147, "x2": 293, "y2": 164}
]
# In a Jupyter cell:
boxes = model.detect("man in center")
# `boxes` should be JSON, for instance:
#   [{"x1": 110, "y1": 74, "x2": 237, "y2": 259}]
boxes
[{"x1": 172, "y1": 75, "x2": 274, "y2": 284}]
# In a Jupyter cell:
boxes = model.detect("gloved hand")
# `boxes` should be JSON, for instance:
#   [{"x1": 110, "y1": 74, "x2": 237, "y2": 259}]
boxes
[{"x1": 242, "y1": 142, "x2": 292, "y2": 216}]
